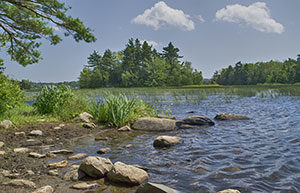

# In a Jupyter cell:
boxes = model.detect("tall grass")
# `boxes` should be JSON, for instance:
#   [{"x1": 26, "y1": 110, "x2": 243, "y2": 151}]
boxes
[{"x1": 90, "y1": 95, "x2": 159, "y2": 128}]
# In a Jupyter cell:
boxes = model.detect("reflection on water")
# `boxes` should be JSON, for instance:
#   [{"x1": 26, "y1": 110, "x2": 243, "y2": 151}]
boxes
[{"x1": 58, "y1": 87, "x2": 300, "y2": 192}]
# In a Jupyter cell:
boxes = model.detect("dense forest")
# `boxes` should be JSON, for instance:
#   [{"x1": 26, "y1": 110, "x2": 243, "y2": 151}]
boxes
[
  {"x1": 79, "y1": 39, "x2": 203, "y2": 88},
  {"x1": 212, "y1": 55, "x2": 300, "y2": 85}
]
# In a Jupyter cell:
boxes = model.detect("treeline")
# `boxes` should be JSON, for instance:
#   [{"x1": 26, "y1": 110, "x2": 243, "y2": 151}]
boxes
[
  {"x1": 79, "y1": 39, "x2": 203, "y2": 88},
  {"x1": 212, "y1": 55, "x2": 300, "y2": 85},
  {"x1": 17, "y1": 80, "x2": 79, "y2": 91}
]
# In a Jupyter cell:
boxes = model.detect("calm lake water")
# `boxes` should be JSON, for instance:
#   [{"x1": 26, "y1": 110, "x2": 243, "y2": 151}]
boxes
[{"x1": 62, "y1": 86, "x2": 300, "y2": 193}]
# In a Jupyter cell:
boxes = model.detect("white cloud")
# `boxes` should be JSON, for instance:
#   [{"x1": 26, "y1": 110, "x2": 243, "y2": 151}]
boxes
[
  {"x1": 215, "y1": 2, "x2": 284, "y2": 34},
  {"x1": 196, "y1": 15, "x2": 205, "y2": 23},
  {"x1": 132, "y1": 1, "x2": 195, "y2": 31},
  {"x1": 140, "y1": 40, "x2": 159, "y2": 47}
]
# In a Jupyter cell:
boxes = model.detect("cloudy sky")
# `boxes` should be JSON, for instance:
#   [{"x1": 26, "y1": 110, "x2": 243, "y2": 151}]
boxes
[{"x1": 3, "y1": 0, "x2": 300, "y2": 82}]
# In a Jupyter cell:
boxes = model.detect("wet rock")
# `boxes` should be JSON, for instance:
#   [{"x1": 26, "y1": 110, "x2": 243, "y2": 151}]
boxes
[
  {"x1": 74, "y1": 112, "x2": 93, "y2": 123},
  {"x1": 0, "y1": 151, "x2": 5, "y2": 155},
  {"x1": 132, "y1": 117, "x2": 176, "y2": 131},
  {"x1": 79, "y1": 156, "x2": 113, "y2": 178},
  {"x1": 108, "y1": 161, "x2": 149, "y2": 185},
  {"x1": 49, "y1": 149, "x2": 73, "y2": 155},
  {"x1": 0, "y1": 120, "x2": 13, "y2": 129},
  {"x1": 14, "y1": 147, "x2": 30, "y2": 153},
  {"x1": 82, "y1": 122, "x2": 96, "y2": 129},
  {"x1": 63, "y1": 169, "x2": 85, "y2": 181},
  {"x1": 68, "y1": 153, "x2": 87, "y2": 160},
  {"x1": 157, "y1": 114, "x2": 176, "y2": 120},
  {"x1": 48, "y1": 160, "x2": 68, "y2": 168},
  {"x1": 0, "y1": 170, "x2": 20, "y2": 178},
  {"x1": 48, "y1": 169, "x2": 59, "y2": 176},
  {"x1": 71, "y1": 182, "x2": 99, "y2": 190},
  {"x1": 71, "y1": 165, "x2": 80, "y2": 170},
  {"x1": 29, "y1": 130, "x2": 43, "y2": 136},
  {"x1": 97, "y1": 148, "x2": 111, "y2": 154},
  {"x1": 215, "y1": 113, "x2": 249, "y2": 120},
  {"x1": 32, "y1": 185, "x2": 54, "y2": 193},
  {"x1": 29, "y1": 152, "x2": 46, "y2": 159},
  {"x1": 153, "y1": 136, "x2": 182, "y2": 148},
  {"x1": 218, "y1": 189, "x2": 241, "y2": 193},
  {"x1": 3, "y1": 179, "x2": 36, "y2": 188},
  {"x1": 179, "y1": 116, "x2": 215, "y2": 126},
  {"x1": 15, "y1": 131, "x2": 26, "y2": 137},
  {"x1": 0, "y1": 141, "x2": 4, "y2": 148},
  {"x1": 46, "y1": 153, "x2": 57, "y2": 158},
  {"x1": 136, "y1": 182, "x2": 179, "y2": 193},
  {"x1": 22, "y1": 139, "x2": 42, "y2": 147},
  {"x1": 118, "y1": 125, "x2": 132, "y2": 132}
]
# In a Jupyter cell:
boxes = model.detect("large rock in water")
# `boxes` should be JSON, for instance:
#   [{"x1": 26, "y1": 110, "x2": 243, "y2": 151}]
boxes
[
  {"x1": 136, "y1": 182, "x2": 179, "y2": 193},
  {"x1": 214, "y1": 113, "x2": 249, "y2": 120},
  {"x1": 153, "y1": 136, "x2": 182, "y2": 148},
  {"x1": 107, "y1": 161, "x2": 149, "y2": 185},
  {"x1": 132, "y1": 117, "x2": 176, "y2": 132},
  {"x1": 179, "y1": 116, "x2": 214, "y2": 127},
  {"x1": 79, "y1": 156, "x2": 113, "y2": 178}
]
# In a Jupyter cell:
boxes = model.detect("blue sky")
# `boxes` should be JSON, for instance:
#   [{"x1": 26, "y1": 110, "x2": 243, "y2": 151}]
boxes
[{"x1": 3, "y1": 0, "x2": 300, "y2": 82}]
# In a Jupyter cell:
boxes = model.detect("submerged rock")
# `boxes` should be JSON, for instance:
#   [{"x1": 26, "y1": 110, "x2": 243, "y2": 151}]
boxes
[
  {"x1": 136, "y1": 182, "x2": 179, "y2": 193},
  {"x1": 153, "y1": 136, "x2": 182, "y2": 148},
  {"x1": 180, "y1": 116, "x2": 215, "y2": 126},
  {"x1": 68, "y1": 153, "x2": 87, "y2": 160},
  {"x1": 132, "y1": 117, "x2": 176, "y2": 131},
  {"x1": 3, "y1": 179, "x2": 36, "y2": 188},
  {"x1": 49, "y1": 149, "x2": 73, "y2": 155},
  {"x1": 0, "y1": 120, "x2": 13, "y2": 129},
  {"x1": 215, "y1": 113, "x2": 250, "y2": 120},
  {"x1": 71, "y1": 182, "x2": 99, "y2": 190},
  {"x1": 32, "y1": 185, "x2": 54, "y2": 193},
  {"x1": 74, "y1": 112, "x2": 93, "y2": 123},
  {"x1": 79, "y1": 156, "x2": 113, "y2": 178},
  {"x1": 97, "y1": 148, "x2": 111, "y2": 154},
  {"x1": 218, "y1": 189, "x2": 241, "y2": 193},
  {"x1": 108, "y1": 161, "x2": 149, "y2": 185}
]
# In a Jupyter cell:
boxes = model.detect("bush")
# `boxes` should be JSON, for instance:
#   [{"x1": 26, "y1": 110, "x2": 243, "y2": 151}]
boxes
[
  {"x1": 90, "y1": 95, "x2": 156, "y2": 128},
  {"x1": 33, "y1": 85, "x2": 88, "y2": 120},
  {"x1": 0, "y1": 74, "x2": 25, "y2": 115}
]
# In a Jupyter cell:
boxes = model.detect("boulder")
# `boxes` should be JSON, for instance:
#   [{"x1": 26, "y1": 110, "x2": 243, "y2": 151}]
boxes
[
  {"x1": 32, "y1": 185, "x2": 54, "y2": 193},
  {"x1": 74, "y1": 112, "x2": 93, "y2": 123},
  {"x1": 218, "y1": 189, "x2": 241, "y2": 193},
  {"x1": 3, "y1": 179, "x2": 36, "y2": 188},
  {"x1": 29, "y1": 152, "x2": 46, "y2": 159},
  {"x1": 136, "y1": 182, "x2": 179, "y2": 193},
  {"x1": 79, "y1": 156, "x2": 113, "y2": 178},
  {"x1": 71, "y1": 182, "x2": 99, "y2": 190},
  {"x1": 48, "y1": 160, "x2": 68, "y2": 168},
  {"x1": 215, "y1": 113, "x2": 249, "y2": 120},
  {"x1": 68, "y1": 153, "x2": 87, "y2": 160},
  {"x1": 153, "y1": 136, "x2": 182, "y2": 148},
  {"x1": 179, "y1": 116, "x2": 214, "y2": 126},
  {"x1": 132, "y1": 118, "x2": 176, "y2": 132},
  {"x1": 29, "y1": 130, "x2": 43, "y2": 136},
  {"x1": 97, "y1": 148, "x2": 111, "y2": 154},
  {"x1": 118, "y1": 125, "x2": 132, "y2": 132},
  {"x1": 0, "y1": 120, "x2": 13, "y2": 129},
  {"x1": 107, "y1": 161, "x2": 149, "y2": 185}
]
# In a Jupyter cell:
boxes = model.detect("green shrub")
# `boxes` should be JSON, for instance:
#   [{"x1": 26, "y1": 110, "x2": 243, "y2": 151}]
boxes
[
  {"x1": 90, "y1": 95, "x2": 156, "y2": 128},
  {"x1": 0, "y1": 74, "x2": 25, "y2": 115},
  {"x1": 33, "y1": 85, "x2": 88, "y2": 120}
]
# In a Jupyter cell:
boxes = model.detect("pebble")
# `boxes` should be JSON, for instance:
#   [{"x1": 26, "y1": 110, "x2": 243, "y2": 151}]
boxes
[
  {"x1": 68, "y1": 153, "x2": 87, "y2": 160},
  {"x1": 26, "y1": 170, "x2": 35, "y2": 175},
  {"x1": 48, "y1": 169, "x2": 59, "y2": 176},
  {"x1": 118, "y1": 125, "x2": 132, "y2": 132},
  {"x1": 53, "y1": 126, "x2": 62, "y2": 130},
  {"x1": 49, "y1": 149, "x2": 73, "y2": 155},
  {"x1": 32, "y1": 185, "x2": 54, "y2": 193},
  {"x1": 29, "y1": 152, "x2": 46, "y2": 159},
  {"x1": 97, "y1": 148, "x2": 111, "y2": 154},
  {"x1": 0, "y1": 151, "x2": 5, "y2": 155},
  {"x1": 29, "y1": 130, "x2": 43, "y2": 136},
  {"x1": 22, "y1": 139, "x2": 42, "y2": 147},
  {"x1": 48, "y1": 160, "x2": 68, "y2": 168},
  {"x1": 0, "y1": 141, "x2": 4, "y2": 148},
  {"x1": 15, "y1": 131, "x2": 26, "y2": 137},
  {"x1": 71, "y1": 182, "x2": 99, "y2": 190},
  {"x1": 0, "y1": 170, "x2": 20, "y2": 178},
  {"x1": 2, "y1": 179, "x2": 36, "y2": 188},
  {"x1": 14, "y1": 147, "x2": 30, "y2": 153}
]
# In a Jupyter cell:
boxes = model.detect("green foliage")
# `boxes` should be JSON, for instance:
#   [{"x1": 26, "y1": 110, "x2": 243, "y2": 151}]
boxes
[
  {"x1": 90, "y1": 95, "x2": 156, "y2": 128},
  {"x1": 0, "y1": 74, "x2": 25, "y2": 115},
  {"x1": 79, "y1": 38, "x2": 203, "y2": 88},
  {"x1": 213, "y1": 56, "x2": 300, "y2": 85},
  {"x1": 0, "y1": 0, "x2": 96, "y2": 66},
  {"x1": 33, "y1": 85, "x2": 87, "y2": 120}
]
